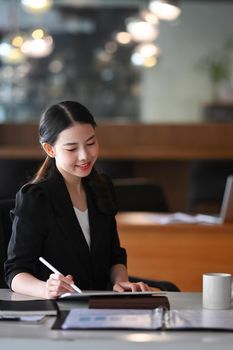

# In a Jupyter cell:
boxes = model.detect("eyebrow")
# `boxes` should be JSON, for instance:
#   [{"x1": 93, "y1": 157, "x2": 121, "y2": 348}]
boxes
[{"x1": 63, "y1": 134, "x2": 96, "y2": 146}]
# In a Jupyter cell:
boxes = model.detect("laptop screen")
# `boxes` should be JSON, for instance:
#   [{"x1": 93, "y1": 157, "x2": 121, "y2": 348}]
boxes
[{"x1": 220, "y1": 175, "x2": 233, "y2": 223}]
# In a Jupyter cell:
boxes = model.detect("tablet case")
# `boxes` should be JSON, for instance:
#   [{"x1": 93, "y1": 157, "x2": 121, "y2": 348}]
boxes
[{"x1": 88, "y1": 295, "x2": 170, "y2": 309}]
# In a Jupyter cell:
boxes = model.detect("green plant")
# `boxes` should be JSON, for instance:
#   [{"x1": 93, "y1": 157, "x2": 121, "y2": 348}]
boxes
[{"x1": 198, "y1": 39, "x2": 233, "y2": 100}]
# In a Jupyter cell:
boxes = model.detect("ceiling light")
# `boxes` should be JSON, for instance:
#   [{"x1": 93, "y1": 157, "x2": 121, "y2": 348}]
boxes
[
  {"x1": 140, "y1": 10, "x2": 159, "y2": 26},
  {"x1": 134, "y1": 43, "x2": 160, "y2": 58},
  {"x1": 12, "y1": 35, "x2": 25, "y2": 48},
  {"x1": 21, "y1": 0, "x2": 53, "y2": 13},
  {"x1": 149, "y1": 0, "x2": 181, "y2": 21},
  {"x1": 144, "y1": 56, "x2": 157, "y2": 68},
  {"x1": 115, "y1": 32, "x2": 132, "y2": 45},
  {"x1": 132, "y1": 43, "x2": 159, "y2": 68},
  {"x1": 131, "y1": 52, "x2": 157, "y2": 68},
  {"x1": 126, "y1": 17, "x2": 159, "y2": 42},
  {"x1": 21, "y1": 29, "x2": 54, "y2": 58},
  {"x1": 131, "y1": 52, "x2": 144, "y2": 66},
  {"x1": 0, "y1": 34, "x2": 26, "y2": 64},
  {"x1": 0, "y1": 43, "x2": 26, "y2": 64}
]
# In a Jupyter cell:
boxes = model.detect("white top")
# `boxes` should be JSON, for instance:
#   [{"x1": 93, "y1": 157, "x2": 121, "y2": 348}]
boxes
[{"x1": 73, "y1": 207, "x2": 91, "y2": 249}]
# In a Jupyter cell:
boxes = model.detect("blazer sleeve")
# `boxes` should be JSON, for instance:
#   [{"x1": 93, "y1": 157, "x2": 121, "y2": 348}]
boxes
[
  {"x1": 4, "y1": 183, "x2": 50, "y2": 288},
  {"x1": 103, "y1": 175, "x2": 127, "y2": 267},
  {"x1": 109, "y1": 214, "x2": 127, "y2": 267}
]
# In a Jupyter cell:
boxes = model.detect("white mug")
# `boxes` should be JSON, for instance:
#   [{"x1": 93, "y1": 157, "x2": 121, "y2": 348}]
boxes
[{"x1": 202, "y1": 273, "x2": 232, "y2": 309}]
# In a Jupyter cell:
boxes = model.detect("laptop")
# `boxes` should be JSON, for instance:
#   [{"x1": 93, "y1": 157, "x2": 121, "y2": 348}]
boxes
[
  {"x1": 196, "y1": 175, "x2": 233, "y2": 224},
  {"x1": 157, "y1": 175, "x2": 233, "y2": 225}
]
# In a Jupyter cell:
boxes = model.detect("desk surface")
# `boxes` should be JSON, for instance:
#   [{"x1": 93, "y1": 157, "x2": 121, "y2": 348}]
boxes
[
  {"x1": 116, "y1": 212, "x2": 233, "y2": 232},
  {"x1": 0, "y1": 290, "x2": 233, "y2": 350}
]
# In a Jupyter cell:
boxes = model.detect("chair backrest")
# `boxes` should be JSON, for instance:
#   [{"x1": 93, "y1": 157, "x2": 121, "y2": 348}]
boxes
[
  {"x1": 113, "y1": 178, "x2": 170, "y2": 212},
  {"x1": 0, "y1": 159, "x2": 40, "y2": 200},
  {"x1": 0, "y1": 199, "x2": 15, "y2": 288}
]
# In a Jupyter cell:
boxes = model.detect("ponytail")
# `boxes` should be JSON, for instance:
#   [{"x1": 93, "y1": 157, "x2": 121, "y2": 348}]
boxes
[{"x1": 31, "y1": 156, "x2": 55, "y2": 183}]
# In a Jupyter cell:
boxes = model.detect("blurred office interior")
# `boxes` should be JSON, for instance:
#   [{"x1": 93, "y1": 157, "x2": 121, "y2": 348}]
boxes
[{"x1": 0, "y1": 0, "x2": 233, "y2": 213}]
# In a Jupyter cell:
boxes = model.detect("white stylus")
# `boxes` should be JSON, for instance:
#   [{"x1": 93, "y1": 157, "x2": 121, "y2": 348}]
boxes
[{"x1": 39, "y1": 257, "x2": 82, "y2": 294}]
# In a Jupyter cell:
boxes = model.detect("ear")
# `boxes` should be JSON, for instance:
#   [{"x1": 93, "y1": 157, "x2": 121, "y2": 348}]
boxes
[{"x1": 42, "y1": 142, "x2": 55, "y2": 158}]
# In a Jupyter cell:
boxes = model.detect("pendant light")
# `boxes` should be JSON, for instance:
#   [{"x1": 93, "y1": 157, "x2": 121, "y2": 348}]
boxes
[{"x1": 149, "y1": 0, "x2": 181, "y2": 21}]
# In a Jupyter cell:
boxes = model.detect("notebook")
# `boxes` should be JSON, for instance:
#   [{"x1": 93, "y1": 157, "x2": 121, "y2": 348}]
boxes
[{"x1": 0, "y1": 299, "x2": 59, "y2": 317}]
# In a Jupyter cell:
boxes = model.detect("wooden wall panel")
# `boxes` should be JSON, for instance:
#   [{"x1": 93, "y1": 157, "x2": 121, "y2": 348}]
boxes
[{"x1": 0, "y1": 122, "x2": 233, "y2": 160}]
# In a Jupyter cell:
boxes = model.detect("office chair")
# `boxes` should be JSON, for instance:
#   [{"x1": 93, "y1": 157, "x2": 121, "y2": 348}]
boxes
[
  {"x1": 95, "y1": 160, "x2": 135, "y2": 179},
  {"x1": 0, "y1": 198, "x2": 180, "y2": 292},
  {"x1": 0, "y1": 159, "x2": 41, "y2": 200},
  {"x1": 0, "y1": 198, "x2": 15, "y2": 288},
  {"x1": 113, "y1": 178, "x2": 170, "y2": 212}
]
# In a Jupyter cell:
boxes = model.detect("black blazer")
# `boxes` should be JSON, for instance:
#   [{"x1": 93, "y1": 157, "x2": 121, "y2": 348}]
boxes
[{"x1": 5, "y1": 169, "x2": 127, "y2": 290}]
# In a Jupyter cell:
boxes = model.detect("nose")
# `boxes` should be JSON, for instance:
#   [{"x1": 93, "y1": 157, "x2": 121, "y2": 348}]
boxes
[{"x1": 77, "y1": 146, "x2": 88, "y2": 161}]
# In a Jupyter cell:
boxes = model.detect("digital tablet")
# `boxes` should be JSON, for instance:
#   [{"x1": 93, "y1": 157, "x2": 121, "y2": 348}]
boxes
[{"x1": 59, "y1": 290, "x2": 165, "y2": 300}]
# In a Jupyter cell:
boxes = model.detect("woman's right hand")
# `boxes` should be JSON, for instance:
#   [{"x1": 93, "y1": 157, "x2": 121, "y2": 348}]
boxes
[{"x1": 45, "y1": 273, "x2": 76, "y2": 299}]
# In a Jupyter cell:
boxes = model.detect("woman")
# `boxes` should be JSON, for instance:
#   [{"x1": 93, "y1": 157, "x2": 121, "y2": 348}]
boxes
[{"x1": 5, "y1": 101, "x2": 150, "y2": 299}]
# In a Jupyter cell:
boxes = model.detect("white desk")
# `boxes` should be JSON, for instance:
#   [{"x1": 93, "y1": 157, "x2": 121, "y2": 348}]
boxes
[{"x1": 0, "y1": 290, "x2": 233, "y2": 350}]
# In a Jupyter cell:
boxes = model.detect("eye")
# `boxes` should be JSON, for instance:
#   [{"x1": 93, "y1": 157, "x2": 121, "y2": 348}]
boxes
[
  {"x1": 66, "y1": 148, "x2": 76, "y2": 152},
  {"x1": 87, "y1": 141, "x2": 95, "y2": 146}
]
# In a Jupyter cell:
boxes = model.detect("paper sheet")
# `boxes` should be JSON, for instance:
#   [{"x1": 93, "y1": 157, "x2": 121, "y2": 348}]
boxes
[
  {"x1": 166, "y1": 309, "x2": 233, "y2": 330},
  {"x1": 61, "y1": 308, "x2": 233, "y2": 331},
  {"x1": 153, "y1": 212, "x2": 221, "y2": 225},
  {"x1": 61, "y1": 308, "x2": 163, "y2": 330}
]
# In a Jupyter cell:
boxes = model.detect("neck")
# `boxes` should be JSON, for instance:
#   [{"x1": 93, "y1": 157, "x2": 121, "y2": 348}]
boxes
[
  {"x1": 56, "y1": 165, "x2": 83, "y2": 193},
  {"x1": 64, "y1": 175, "x2": 83, "y2": 194}
]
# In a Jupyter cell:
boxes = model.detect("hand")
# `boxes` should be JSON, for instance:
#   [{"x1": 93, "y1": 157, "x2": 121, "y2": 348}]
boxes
[
  {"x1": 113, "y1": 280, "x2": 152, "y2": 293},
  {"x1": 45, "y1": 273, "x2": 76, "y2": 299}
]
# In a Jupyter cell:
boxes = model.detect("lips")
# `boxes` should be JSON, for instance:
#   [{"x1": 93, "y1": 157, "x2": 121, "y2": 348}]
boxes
[{"x1": 77, "y1": 162, "x2": 91, "y2": 171}]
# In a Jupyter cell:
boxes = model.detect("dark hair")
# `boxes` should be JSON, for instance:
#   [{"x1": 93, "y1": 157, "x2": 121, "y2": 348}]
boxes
[
  {"x1": 32, "y1": 100, "x2": 117, "y2": 214},
  {"x1": 33, "y1": 100, "x2": 96, "y2": 182}
]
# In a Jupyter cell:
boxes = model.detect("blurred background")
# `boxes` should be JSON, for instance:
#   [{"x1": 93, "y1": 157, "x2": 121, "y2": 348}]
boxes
[
  {"x1": 0, "y1": 0, "x2": 233, "y2": 214},
  {"x1": 0, "y1": 0, "x2": 232, "y2": 123}
]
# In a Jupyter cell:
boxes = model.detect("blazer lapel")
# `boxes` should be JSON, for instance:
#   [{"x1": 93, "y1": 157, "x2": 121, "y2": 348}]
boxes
[
  {"x1": 85, "y1": 182, "x2": 109, "y2": 258},
  {"x1": 47, "y1": 171, "x2": 91, "y2": 275}
]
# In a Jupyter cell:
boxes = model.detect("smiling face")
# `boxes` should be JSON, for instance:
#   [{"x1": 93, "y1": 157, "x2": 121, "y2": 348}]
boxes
[{"x1": 43, "y1": 122, "x2": 99, "y2": 183}]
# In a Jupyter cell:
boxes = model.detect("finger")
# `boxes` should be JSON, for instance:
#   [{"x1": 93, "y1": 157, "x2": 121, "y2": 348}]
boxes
[
  {"x1": 145, "y1": 284, "x2": 153, "y2": 292},
  {"x1": 130, "y1": 283, "x2": 137, "y2": 292},
  {"x1": 49, "y1": 273, "x2": 74, "y2": 289},
  {"x1": 47, "y1": 290, "x2": 60, "y2": 299},
  {"x1": 116, "y1": 281, "x2": 137, "y2": 292},
  {"x1": 141, "y1": 282, "x2": 153, "y2": 291},
  {"x1": 136, "y1": 282, "x2": 149, "y2": 292},
  {"x1": 65, "y1": 274, "x2": 74, "y2": 281},
  {"x1": 113, "y1": 283, "x2": 124, "y2": 292},
  {"x1": 116, "y1": 281, "x2": 151, "y2": 292},
  {"x1": 46, "y1": 283, "x2": 73, "y2": 298},
  {"x1": 48, "y1": 275, "x2": 75, "y2": 293}
]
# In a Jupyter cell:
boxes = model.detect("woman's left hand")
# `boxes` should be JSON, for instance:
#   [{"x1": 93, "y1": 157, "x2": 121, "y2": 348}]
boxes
[{"x1": 113, "y1": 280, "x2": 152, "y2": 292}]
